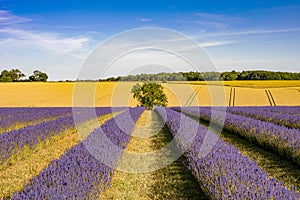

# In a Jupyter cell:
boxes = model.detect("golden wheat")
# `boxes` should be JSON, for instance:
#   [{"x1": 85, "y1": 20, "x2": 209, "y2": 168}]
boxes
[{"x1": 0, "y1": 81, "x2": 299, "y2": 107}]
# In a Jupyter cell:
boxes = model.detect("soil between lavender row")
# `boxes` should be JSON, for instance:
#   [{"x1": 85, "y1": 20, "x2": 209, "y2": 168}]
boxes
[
  {"x1": 100, "y1": 110, "x2": 207, "y2": 199},
  {"x1": 182, "y1": 111, "x2": 300, "y2": 192}
]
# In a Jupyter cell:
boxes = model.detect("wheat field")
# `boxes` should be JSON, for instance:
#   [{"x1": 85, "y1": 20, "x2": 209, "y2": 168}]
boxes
[{"x1": 0, "y1": 81, "x2": 299, "y2": 107}]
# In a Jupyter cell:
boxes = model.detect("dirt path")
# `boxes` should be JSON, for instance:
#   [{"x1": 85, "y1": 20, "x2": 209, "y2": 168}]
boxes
[{"x1": 100, "y1": 110, "x2": 207, "y2": 199}]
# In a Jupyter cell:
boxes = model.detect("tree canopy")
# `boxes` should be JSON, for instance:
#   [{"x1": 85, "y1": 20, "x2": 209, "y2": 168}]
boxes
[
  {"x1": 29, "y1": 70, "x2": 48, "y2": 82},
  {"x1": 0, "y1": 69, "x2": 25, "y2": 82},
  {"x1": 100, "y1": 70, "x2": 300, "y2": 82},
  {"x1": 0, "y1": 68, "x2": 48, "y2": 82},
  {"x1": 131, "y1": 82, "x2": 168, "y2": 110}
]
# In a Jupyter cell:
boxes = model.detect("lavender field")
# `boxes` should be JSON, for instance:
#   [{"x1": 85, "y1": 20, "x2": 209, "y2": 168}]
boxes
[
  {"x1": 0, "y1": 106, "x2": 299, "y2": 199},
  {"x1": 2, "y1": 0, "x2": 300, "y2": 199}
]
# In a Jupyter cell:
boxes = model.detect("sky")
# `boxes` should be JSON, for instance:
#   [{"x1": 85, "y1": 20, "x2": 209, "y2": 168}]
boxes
[{"x1": 0, "y1": 0, "x2": 300, "y2": 80}]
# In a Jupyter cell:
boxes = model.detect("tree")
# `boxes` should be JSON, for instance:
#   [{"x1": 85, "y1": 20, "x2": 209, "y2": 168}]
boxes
[
  {"x1": 29, "y1": 70, "x2": 48, "y2": 82},
  {"x1": 10, "y1": 69, "x2": 26, "y2": 81},
  {"x1": 0, "y1": 69, "x2": 25, "y2": 82},
  {"x1": 131, "y1": 82, "x2": 168, "y2": 110},
  {"x1": 0, "y1": 70, "x2": 12, "y2": 82},
  {"x1": 221, "y1": 70, "x2": 239, "y2": 81}
]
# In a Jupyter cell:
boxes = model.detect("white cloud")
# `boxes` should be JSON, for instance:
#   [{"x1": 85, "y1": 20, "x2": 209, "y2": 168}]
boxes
[
  {"x1": 194, "y1": 12, "x2": 247, "y2": 23},
  {"x1": 197, "y1": 28, "x2": 300, "y2": 38},
  {"x1": 0, "y1": 10, "x2": 92, "y2": 58},
  {"x1": 196, "y1": 20, "x2": 228, "y2": 30},
  {"x1": 200, "y1": 40, "x2": 236, "y2": 47},
  {"x1": 140, "y1": 18, "x2": 152, "y2": 22},
  {"x1": 0, "y1": 28, "x2": 91, "y2": 56},
  {"x1": 226, "y1": 59, "x2": 272, "y2": 63},
  {"x1": 0, "y1": 10, "x2": 31, "y2": 25}
]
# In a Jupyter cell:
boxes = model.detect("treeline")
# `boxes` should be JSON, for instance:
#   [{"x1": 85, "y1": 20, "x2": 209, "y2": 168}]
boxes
[
  {"x1": 0, "y1": 69, "x2": 48, "y2": 82},
  {"x1": 100, "y1": 70, "x2": 300, "y2": 81}
]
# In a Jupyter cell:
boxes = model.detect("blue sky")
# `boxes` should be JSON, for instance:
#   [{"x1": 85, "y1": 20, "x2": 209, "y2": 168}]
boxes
[{"x1": 0, "y1": 0, "x2": 300, "y2": 80}]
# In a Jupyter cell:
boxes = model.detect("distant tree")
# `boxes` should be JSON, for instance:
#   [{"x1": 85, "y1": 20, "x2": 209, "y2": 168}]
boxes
[
  {"x1": 29, "y1": 70, "x2": 48, "y2": 82},
  {"x1": 221, "y1": 70, "x2": 239, "y2": 81},
  {"x1": 10, "y1": 69, "x2": 26, "y2": 81},
  {"x1": 0, "y1": 69, "x2": 25, "y2": 82},
  {"x1": 0, "y1": 70, "x2": 12, "y2": 82},
  {"x1": 105, "y1": 77, "x2": 120, "y2": 81},
  {"x1": 98, "y1": 70, "x2": 300, "y2": 82},
  {"x1": 131, "y1": 82, "x2": 168, "y2": 110}
]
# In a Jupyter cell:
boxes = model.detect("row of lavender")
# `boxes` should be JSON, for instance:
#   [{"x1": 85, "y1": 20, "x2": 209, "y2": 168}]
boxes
[
  {"x1": 155, "y1": 107, "x2": 300, "y2": 199},
  {"x1": 12, "y1": 107, "x2": 145, "y2": 199},
  {"x1": 257, "y1": 106, "x2": 300, "y2": 116},
  {"x1": 0, "y1": 108, "x2": 61, "y2": 119},
  {"x1": 173, "y1": 106, "x2": 300, "y2": 166},
  {"x1": 226, "y1": 106, "x2": 300, "y2": 129},
  {"x1": 0, "y1": 108, "x2": 73, "y2": 131},
  {"x1": 0, "y1": 107, "x2": 125, "y2": 164}
]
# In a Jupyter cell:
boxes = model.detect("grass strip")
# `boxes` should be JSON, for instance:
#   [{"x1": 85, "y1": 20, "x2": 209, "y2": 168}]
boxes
[
  {"x1": 100, "y1": 110, "x2": 207, "y2": 199},
  {"x1": 187, "y1": 113, "x2": 300, "y2": 192},
  {"x1": 0, "y1": 114, "x2": 70, "y2": 134}
]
